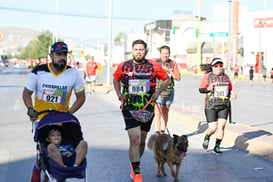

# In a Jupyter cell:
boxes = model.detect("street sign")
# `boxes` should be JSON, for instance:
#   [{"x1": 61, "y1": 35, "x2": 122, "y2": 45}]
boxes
[{"x1": 210, "y1": 32, "x2": 228, "y2": 37}]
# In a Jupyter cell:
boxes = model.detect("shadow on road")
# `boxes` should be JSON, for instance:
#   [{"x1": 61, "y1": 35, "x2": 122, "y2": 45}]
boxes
[
  {"x1": 0, "y1": 147, "x2": 177, "y2": 182},
  {"x1": 234, "y1": 130, "x2": 272, "y2": 152},
  {"x1": 186, "y1": 121, "x2": 208, "y2": 137}
]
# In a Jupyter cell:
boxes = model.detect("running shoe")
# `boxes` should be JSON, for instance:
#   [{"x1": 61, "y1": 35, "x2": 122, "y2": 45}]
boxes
[
  {"x1": 130, "y1": 164, "x2": 142, "y2": 182},
  {"x1": 214, "y1": 146, "x2": 223, "y2": 154},
  {"x1": 30, "y1": 164, "x2": 41, "y2": 182},
  {"x1": 130, "y1": 173, "x2": 143, "y2": 182},
  {"x1": 202, "y1": 138, "x2": 209, "y2": 150}
]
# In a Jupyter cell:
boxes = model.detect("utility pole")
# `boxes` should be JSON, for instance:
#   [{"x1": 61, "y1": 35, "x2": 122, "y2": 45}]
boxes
[
  {"x1": 227, "y1": 0, "x2": 232, "y2": 76},
  {"x1": 54, "y1": 0, "x2": 59, "y2": 43},
  {"x1": 106, "y1": 0, "x2": 112, "y2": 86},
  {"x1": 196, "y1": 0, "x2": 201, "y2": 73}
]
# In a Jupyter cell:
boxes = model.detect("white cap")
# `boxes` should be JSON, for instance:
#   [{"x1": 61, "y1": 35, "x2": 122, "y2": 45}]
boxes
[{"x1": 210, "y1": 58, "x2": 223, "y2": 66}]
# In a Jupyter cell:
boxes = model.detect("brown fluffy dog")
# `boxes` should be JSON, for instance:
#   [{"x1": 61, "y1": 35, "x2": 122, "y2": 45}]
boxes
[{"x1": 147, "y1": 134, "x2": 188, "y2": 182}]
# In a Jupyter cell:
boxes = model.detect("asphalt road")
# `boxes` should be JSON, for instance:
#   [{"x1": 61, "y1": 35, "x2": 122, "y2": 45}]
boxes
[{"x1": 0, "y1": 65, "x2": 273, "y2": 182}]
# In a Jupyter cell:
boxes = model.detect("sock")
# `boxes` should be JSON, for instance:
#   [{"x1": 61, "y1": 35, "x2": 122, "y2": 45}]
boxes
[
  {"x1": 34, "y1": 164, "x2": 41, "y2": 171},
  {"x1": 131, "y1": 162, "x2": 140, "y2": 175},
  {"x1": 160, "y1": 130, "x2": 165, "y2": 133},
  {"x1": 204, "y1": 135, "x2": 210, "y2": 140},
  {"x1": 215, "y1": 138, "x2": 222, "y2": 147}
]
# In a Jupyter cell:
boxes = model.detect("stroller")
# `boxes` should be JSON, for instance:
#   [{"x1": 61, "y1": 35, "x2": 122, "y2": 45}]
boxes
[{"x1": 34, "y1": 111, "x2": 87, "y2": 182}]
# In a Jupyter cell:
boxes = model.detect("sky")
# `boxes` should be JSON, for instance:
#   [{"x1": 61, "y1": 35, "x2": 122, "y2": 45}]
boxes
[{"x1": 0, "y1": 0, "x2": 272, "y2": 44}]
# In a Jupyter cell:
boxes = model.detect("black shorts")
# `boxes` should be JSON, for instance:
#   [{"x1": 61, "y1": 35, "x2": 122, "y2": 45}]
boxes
[
  {"x1": 122, "y1": 110, "x2": 154, "y2": 132},
  {"x1": 205, "y1": 108, "x2": 229, "y2": 123},
  {"x1": 62, "y1": 152, "x2": 76, "y2": 167},
  {"x1": 234, "y1": 72, "x2": 238, "y2": 77}
]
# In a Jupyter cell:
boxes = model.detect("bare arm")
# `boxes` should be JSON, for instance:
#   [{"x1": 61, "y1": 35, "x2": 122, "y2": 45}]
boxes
[
  {"x1": 151, "y1": 77, "x2": 171, "y2": 101},
  {"x1": 162, "y1": 65, "x2": 181, "y2": 81},
  {"x1": 169, "y1": 69, "x2": 181, "y2": 81},
  {"x1": 230, "y1": 90, "x2": 237, "y2": 99},
  {"x1": 22, "y1": 87, "x2": 36, "y2": 121},
  {"x1": 69, "y1": 90, "x2": 86, "y2": 113},
  {"x1": 113, "y1": 78, "x2": 125, "y2": 101},
  {"x1": 96, "y1": 69, "x2": 99, "y2": 79}
]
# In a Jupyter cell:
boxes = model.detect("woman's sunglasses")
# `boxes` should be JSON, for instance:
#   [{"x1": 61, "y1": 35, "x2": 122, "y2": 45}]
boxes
[{"x1": 213, "y1": 64, "x2": 223, "y2": 68}]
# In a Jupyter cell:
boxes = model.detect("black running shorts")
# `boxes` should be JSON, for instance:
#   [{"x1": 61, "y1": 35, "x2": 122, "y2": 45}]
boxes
[
  {"x1": 205, "y1": 108, "x2": 229, "y2": 123},
  {"x1": 122, "y1": 110, "x2": 154, "y2": 132}
]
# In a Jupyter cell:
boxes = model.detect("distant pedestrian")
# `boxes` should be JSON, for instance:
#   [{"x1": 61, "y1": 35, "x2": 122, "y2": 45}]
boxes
[
  {"x1": 85, "y1": 56, "x2": 98, "y2": 95},
  {"x1": 233, "y1": 64, "x2": 239, "y2": 83},
  {"x1": 194, "y1": 65, "x2": 198, "y2": 75},
  {"x1": 262, "y1": 66, "x2": 267, "y2": 84},
  {"x1": 270, "y1": 68, "x2": 273, "y2": 84},
  {"x1": 83, "y1": 55, "x2": 89, "y2": 80},
  {"x1": 249, "y1": 66, "x2": 254, "y2": 85},
  {"x1": 199, "y1": 58, "x2": 237, "y2": 154}
]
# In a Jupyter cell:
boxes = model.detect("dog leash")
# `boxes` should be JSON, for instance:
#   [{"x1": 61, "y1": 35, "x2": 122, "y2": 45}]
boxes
[
  {"x1": 155, "y1": 102, "x2": 171, "y2": 135},
  {"x1": 120, "y1": 98, "x2": 153, "y2": 119},
  {"x1": 120, "y1": 98, "x2": 171, "y2": 135}
]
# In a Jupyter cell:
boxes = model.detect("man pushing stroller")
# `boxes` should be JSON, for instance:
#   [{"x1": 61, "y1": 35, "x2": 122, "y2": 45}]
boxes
[{"x1": 22, "y1": 41, "x2": 87, "y2": 182}]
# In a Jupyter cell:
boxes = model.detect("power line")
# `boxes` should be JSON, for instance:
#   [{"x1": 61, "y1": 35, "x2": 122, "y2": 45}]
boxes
[{"x1": 0, "y1": 6, "x2": 156, "y2": 21}]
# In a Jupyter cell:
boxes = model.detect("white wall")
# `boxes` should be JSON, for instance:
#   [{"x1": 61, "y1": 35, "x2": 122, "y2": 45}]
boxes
[{"x1": 243, "y1": 11, "x2": 273, "y2": 75}]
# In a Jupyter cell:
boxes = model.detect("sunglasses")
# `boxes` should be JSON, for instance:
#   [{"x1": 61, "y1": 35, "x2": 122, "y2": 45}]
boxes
[{"x1": 213, "y1": 64, "x2": 223, "y2": 68}]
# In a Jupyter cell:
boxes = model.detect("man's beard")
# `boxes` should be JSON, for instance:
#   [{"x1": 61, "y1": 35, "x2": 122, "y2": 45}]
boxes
[
  {"x1": 133, "y1": 56, "x2": 145, "y2": 63},
  {"x1": 52, "y1": 59, "x2": 66, "y2": 71}
]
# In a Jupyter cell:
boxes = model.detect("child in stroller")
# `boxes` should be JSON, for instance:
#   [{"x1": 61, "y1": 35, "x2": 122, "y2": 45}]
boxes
[
  {"x1": 47, "y1": 125, "x2": 79, "y2": 167},
  {"x1": 34, "y1": 111, "x2": 88, "y2": 182}
]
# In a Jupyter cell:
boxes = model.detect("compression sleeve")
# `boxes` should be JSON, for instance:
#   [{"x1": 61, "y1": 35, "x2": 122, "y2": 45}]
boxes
[
  {"x1": 199, "y1": 88, "x2": 209, "y2": 93},
  {"x1": 199, "y1": 73, "x2": 209, "y2": 94}
]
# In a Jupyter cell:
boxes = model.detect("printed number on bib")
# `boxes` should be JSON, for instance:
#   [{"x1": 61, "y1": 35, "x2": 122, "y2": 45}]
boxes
[
  {"x1": 214, "y1": 86, "x2": 229, "y2": 97},
  {"x1": 42, "y1": 89, "x2": 63, "y2": 104},
  {"x1": 129, "y1": 79, "x2": 150, "y2": 94}
]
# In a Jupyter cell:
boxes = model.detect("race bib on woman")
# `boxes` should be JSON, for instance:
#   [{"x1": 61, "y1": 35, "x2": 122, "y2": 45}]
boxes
[{"x1": 214, "y1": 86, "x2": 229, "y2": 97}]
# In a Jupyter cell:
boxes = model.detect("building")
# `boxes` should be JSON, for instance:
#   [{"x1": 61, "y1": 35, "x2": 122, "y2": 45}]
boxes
[{"x1": 243, "y1": 11, "x2": 273, "y2": 75}]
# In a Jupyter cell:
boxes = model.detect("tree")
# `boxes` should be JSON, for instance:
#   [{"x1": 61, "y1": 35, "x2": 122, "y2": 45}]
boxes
[
  {"x1": 18, "y1": 31, "x2": 53, "y2": 59},
  {"x1": 114, "y1": 32, "x2": 126, "y2": 45}
]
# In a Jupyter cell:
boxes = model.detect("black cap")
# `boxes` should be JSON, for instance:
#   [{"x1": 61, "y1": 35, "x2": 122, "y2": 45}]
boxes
[{"x1": 50, "y1": 41, "x2": 68, "y2": 53}]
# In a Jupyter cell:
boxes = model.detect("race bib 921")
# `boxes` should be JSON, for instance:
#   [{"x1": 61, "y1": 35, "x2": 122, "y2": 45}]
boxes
[{"x1": 42, "y1": 89, "x2": 64, "y2": 104}]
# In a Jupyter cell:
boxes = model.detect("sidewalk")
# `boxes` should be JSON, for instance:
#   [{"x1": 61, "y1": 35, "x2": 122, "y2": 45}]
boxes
[
  {"x1": 170, "y1": 104, "x2": 273, "y2": 161},
  {"x1": 97, "y1": 85, "x2": 273, "y2": 161}
]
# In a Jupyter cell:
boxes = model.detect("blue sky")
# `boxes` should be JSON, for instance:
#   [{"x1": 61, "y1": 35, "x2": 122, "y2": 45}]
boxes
[{"x1": 0, "y1": 0, "x2": 272, "y2": 44}]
